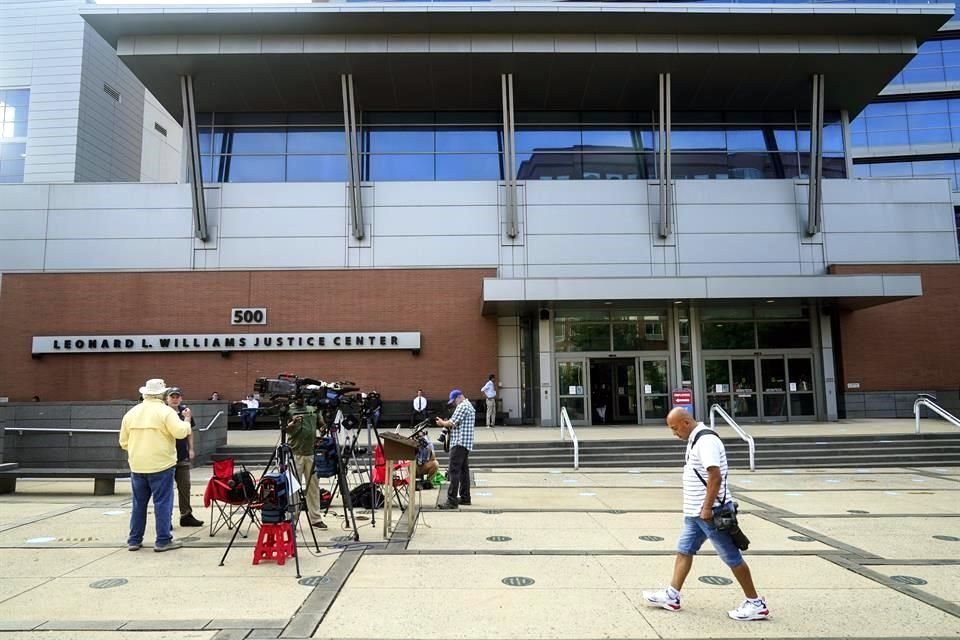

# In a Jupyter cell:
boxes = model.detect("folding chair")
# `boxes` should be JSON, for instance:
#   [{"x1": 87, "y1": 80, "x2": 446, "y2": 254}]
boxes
[
  {"x1": 203, "y1": 458, "x2": 260, "y2": 537},
  {"x1": 372, "y1": 444, "x2": 410, "y2": 510}
]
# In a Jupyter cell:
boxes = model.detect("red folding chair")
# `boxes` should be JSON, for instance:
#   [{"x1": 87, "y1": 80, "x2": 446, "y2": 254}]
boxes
[
  {"x1": 373, "y1": 444, "x2": 409, "y2": 509},
  {"x1": 203, "y1": 458, "x2": 260, "y2": 537}
]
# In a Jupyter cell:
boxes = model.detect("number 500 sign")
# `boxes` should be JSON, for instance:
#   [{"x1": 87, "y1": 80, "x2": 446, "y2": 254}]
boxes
[{"x1": 231, "y1": 308, "x2": 267, "y2": 325}]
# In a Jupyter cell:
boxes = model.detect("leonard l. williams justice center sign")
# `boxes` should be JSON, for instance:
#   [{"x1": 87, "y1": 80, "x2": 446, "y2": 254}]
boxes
[{"x1": 32, "y1": 332, "x2": 421, "y2": 354}]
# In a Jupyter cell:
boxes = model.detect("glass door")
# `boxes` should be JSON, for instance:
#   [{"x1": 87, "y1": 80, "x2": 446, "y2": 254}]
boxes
[
  {"x1": 731, "y1": 358, "x2": 759, "y2": 419},
  {"x1": 612, "y1": 360, "x2": 638, "y2": 423},
  {"x1": 705, "y1": 358, "x2": 732, "y2": 415},
  {"x1": 787, "y1": 357, "x2": 816, "y2": 419},
  {"x1": 557, "y1": 359, "x2": 588, "y2": 424},
  {"x1": 760, "y1": 356, "x2": 788, "y2": 421},
  {"x1": 640, "y1": 359, "x2": 670, "y2": 422}
]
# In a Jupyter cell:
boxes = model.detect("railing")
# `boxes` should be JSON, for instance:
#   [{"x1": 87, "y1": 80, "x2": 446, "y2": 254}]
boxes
[
  {"x1": 914, "y1": 395, "x2": 960, "y2": 433},
  {"x1": 3, "y1": 410, "x2": 224, "y2": 435},
  {"x1": 559, "y1": 407, "x2": 580, "y2": 470},
  {"x1": 709, "y1": 404, "x2": 756, "y2": 472}
]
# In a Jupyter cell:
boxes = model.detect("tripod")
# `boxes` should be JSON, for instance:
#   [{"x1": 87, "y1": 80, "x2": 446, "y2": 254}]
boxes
[
  {"x1": 218, "y1": 419, "x2": 321, "y2": 579},
  {"x1": 318, "y1": 417, "x2": 362, "y2": 542}
]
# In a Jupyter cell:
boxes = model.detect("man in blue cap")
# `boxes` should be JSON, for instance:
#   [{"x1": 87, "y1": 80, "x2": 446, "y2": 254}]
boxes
[{"x1": 435, "y1": 389, "x2": 475, "y2": 509}]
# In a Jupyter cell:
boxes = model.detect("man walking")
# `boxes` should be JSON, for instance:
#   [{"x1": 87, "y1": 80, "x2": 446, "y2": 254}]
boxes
[
  {"x1": 120, "y1": 378, "x2": 191, "y2": 552},
  {"x1": 436, "y1": 389, "x2": 475, "y2": 509},
  {"x1": 643, "y1": 408, "x2": 769, "y2": 621},
  {"x1": 480, "y1": 374, "x2": 497, "y2": 428},
  {"x1": 165, "y1": 387, "x2": 204, "y2": 528}
]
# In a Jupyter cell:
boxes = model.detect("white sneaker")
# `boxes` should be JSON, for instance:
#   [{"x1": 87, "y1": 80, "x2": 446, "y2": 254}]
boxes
[
  {"x1": 728, "y1": 597, "x2": 770, "y2": 621},
  {"x1": 642, "y1": 588, "x2": 681, "y2": 611}
]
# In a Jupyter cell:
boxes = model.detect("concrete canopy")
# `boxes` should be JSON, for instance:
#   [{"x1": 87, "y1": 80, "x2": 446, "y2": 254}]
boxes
[
  {"x1": 80, "y1": 2, "x2": 952, "y2": 120},
  {"x1": 481, "y1": 273, "x2": 923, "y2": 314}
]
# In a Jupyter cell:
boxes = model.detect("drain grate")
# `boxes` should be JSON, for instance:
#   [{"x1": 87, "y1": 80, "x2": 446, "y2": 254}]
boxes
[
  {"x1": 482, "y1": 509, "x2": 503, "y2": 515},
  {"x1": 608, "y1": 510, "x2": 626, "y2": 514},
  {"x1": 90, "y1": 578, "x2": 127, "y2": 589},
  {"x1": 502, "y1": 576, "x2": 535, "y2": 587},
  {"x1": 788, "y1": 535, "x2": 815, "y2": 542},
  {"x1": 698, "y1": 575, "x2": 733, "y2": 586},
  {"x1": 638, "y1": 535, "x2": 664, "y2": 542},
  {"x1": 890, "y1": 575, "x2": 928, "y2": 586},
  {"x1": 486, "y1": 536, "x2": 512, "y2": 542},
  {"x1": 298, "y1": 576, "x2": 332, "y2": 587},
  {"x1": 57, "y1": 537, "x2": 100, "y2": 542},
  {"x1": 932, "y1": 535, "x2": 959, "y2": 542},
  {"x1": 847, "y1": 510, "x2": 870, "y2": 514},
  {"x1": 331, "y1": 535, "x2": 354, "y2": 543}
]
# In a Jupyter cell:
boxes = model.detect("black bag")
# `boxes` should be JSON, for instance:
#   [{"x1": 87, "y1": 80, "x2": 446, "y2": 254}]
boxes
[
  {"x1": 227, "y1": 469, "x2": 257, "y2": 503},
  {"x1": 349, "y1": 482, "x2": 384, "y2": 510},
  {"x1": 314, "y1": 437, "x2": 338, "y2": 478}
]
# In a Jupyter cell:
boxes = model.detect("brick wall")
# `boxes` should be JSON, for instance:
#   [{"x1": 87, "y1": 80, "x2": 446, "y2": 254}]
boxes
[
  {"x1": 829, "y1": 264, "x2": 960, "y2": 393},
  {"x1": 0, "y1": 269, "x2": 497, "y2": 403}
]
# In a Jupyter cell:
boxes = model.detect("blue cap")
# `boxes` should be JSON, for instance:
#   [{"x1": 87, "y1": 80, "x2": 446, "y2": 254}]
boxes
[{"x1": 448, "y1": 389, "x2": 463, "y2": 404}]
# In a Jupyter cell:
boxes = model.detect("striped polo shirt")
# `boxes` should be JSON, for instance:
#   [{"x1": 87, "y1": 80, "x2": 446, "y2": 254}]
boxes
[{"x1": 682, "y1": 424, "x2": 731, "y2": 517}]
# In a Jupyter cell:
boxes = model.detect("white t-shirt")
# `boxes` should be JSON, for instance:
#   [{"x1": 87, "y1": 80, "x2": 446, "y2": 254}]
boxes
[
  {"x1": 413, "y1": 396, "x2": 427, "y2": 412},
  {"x1": 682, "y1": 424, "x2": 731, "y2": 516},
  {"x1": 243, "y1": 398, "x2": 259, "y2": 409},
  {"x1": 481, "y1": 380, "x2": 496, "y2": 399}
]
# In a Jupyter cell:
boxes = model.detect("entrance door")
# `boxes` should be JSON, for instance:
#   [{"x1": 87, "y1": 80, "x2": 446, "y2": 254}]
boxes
[
  {"x1": 760, "y1": 357, "x2": 788, "y2": 421},
  {"x1": 787, "y1": 357, "x2": 816, "y2": 419},
  {"x1": 640, "y1": 359, "x2": 670, "y2": 422},
  {"x1": 704, "y1": 357, "x2": 759, "y2": 420},
  {"x1": 589, "y1": 359, "x2": 638, "y2": 424},
  {"x1": 557, "y1": 359, "x2": 587, "y2": 424}
]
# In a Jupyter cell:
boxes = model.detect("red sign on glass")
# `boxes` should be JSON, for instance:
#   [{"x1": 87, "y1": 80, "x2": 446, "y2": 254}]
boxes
[{"x1": 671, "y1": 389, "x2": 694, "y2": 413}]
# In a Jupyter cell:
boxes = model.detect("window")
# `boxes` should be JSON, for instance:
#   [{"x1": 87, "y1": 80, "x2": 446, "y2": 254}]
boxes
[
  {"x1": 855, "y1": 158, "x2": 960, "y2": 191},
  {"x1": 198, "y1": 112, "x2": 347, "y2": 183},
  {"x1": 0, "y1": 88, "x2": 29, "y2": 183},
  {"x1": 555, "y1": 309, "x2": 668, "y2": 352},
  {"x1": 516, "y1": 112, "x2": 656, "y2": 181},
  {"x1": 850, "y1": 97, "x2": 960, "y2": 152}
]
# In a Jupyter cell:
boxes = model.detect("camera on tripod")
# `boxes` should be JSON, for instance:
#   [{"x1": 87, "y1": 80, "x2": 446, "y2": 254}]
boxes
[{"x1": 253, "y1": 374, "x2": 362, "y2": 423}]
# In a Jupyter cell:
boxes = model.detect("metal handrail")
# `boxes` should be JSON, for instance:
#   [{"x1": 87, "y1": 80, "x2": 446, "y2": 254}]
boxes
[
  {"x1": 3, "y1": 410, "x2": 224, "y2": 435},
  {"x1": 4, "y1": 427, "x2": 118, "y2": 435},
  {"x1": 914, "y1": 396, "x2": 960, "y2": 433},
  {"x1": 708, "y1": 404, "x2": 756, "y2": 472},
  {"x1": 559, "y1": 407, "x2": 580, "y2": 470}
]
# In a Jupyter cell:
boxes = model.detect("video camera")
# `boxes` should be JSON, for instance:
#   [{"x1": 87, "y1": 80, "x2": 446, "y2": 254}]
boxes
[{"x1": 253, "y1": 374, "x2": 373, "y2": 427}]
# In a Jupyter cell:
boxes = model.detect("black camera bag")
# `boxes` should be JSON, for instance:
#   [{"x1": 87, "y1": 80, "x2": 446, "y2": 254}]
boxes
[{"x1": 313, "y1": 437, "x2": 339, "y2": 478}]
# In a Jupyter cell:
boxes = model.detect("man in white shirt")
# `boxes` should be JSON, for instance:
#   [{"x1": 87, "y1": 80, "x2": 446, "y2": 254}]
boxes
[
  {"x1": 480, "y1": 374, "x2": 497, "y2": 428},
  {"x1": 643, "y1": 408, "x2": 769, "y2": 621},
  {"x1": 412, "y1": 389, "x2": 428, "y2": 425},
  {"x1": 239, "y1": 394, "x2": 259, "y2": 430}
]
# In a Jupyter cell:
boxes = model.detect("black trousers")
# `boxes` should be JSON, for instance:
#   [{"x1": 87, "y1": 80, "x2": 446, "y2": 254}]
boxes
[{"x1": 446, "y1": 445, "x2": 471, "y2": 504}]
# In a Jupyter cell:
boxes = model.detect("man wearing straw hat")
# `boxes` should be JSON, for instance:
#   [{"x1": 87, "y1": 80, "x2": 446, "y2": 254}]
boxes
[{"x1": 120, "y1": 378, "x2": 191, "y2": 552}]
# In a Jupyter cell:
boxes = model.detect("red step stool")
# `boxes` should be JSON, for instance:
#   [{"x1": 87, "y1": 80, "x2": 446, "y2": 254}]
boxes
[{"x1": 253, "y1": 522, "x2": 295, "y2": 566}]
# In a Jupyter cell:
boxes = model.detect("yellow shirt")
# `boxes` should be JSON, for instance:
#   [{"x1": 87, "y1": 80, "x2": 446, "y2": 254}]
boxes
[{"x1": 119, "y1": 397, "x2": 191, "y2": 473}]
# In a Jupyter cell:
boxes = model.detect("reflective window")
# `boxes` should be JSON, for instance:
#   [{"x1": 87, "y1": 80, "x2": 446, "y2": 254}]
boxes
[
  {"x1": 435, "y1": 154, "x2": 501, "y2": 181},
  {"x1": 286, "y1": 155, "x2": 348, "y2": 182},
  {"x1": 855, "y1": 158, "x2": 960, "y2": 191},
  {"x1": 851, "y1": 96, "x2": 960, "y2": 151},
  {"x1": 0, "y1": 88, "x2": 29, "y2": 182}
]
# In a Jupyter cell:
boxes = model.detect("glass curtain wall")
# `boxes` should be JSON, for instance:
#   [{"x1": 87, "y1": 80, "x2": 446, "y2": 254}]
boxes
[
  {"x1": 196, "y1": 109, "x2": 845, "y2": 183},
  {"x1": 0, "y1": 88, "x2": 29, "y2": 183}
]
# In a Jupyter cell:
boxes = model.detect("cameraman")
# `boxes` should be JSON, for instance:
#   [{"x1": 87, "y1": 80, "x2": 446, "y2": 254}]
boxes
[
  {"x1": 435, "y1": 389, "x2": 475, "y2": 509},
  {"x1": 165, "y1": 387, "x2": 203, "y2": 528},
  {"x1": 367, "y1": 390, "x2": 382, "y2": 431},
  {"x1": 283, "y1": 397, "x2": 327, "y2": 530}
]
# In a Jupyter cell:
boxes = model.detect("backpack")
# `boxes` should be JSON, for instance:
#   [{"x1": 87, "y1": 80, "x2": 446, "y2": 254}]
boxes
[
  {"x1": 227, "y1": 469, "x2": 257, "y2": 503},
  {"x1": 313, "y1": 436, "x2": 339, "y2": 478},
  {"x1": 349, "y1": 482, "x2": 385, "y2": 510}
]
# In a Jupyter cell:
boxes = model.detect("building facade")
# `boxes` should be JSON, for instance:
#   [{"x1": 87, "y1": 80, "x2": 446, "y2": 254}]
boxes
[{"x1": 1, "y1": 0, "x2": 959, "y2": 425}]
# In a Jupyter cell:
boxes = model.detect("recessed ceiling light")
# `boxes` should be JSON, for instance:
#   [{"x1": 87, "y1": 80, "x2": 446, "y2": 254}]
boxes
[
  {"x1": 766, "y1": 300, "x2": 775, "y2": 303},
  {"x1": 674, "y1": 300, "x2": 683, "y2": 304}
]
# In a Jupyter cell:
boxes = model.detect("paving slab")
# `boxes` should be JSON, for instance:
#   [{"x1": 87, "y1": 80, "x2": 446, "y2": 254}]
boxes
[
  {"x1": 732, "y1": 473, "x2": 960, "y2": 492},
  {"x1": 0, "y1": 503, "x2": 80, "y2": 526},
  {"x1": 473, "y1": 471, "x2": 684, "y2": 488},
  {"x1": 0, "y1": 548, "x2": 119, "y2": 577},
  {"x1": 0, "y1": 634, "x2": 216, "y2": 640},
  {"x1": 786, "y1": 516, "x2": 960, "y2": 559},
  {"x1": 739, "y1": 490, "x2": 958, "y2": 515},
  {"x1": 12, "y1": 480, "x2": 133, "y2": 497},
  {"x1": 0, "y1": 575, "x2": 312, "y2": 622},
  {"x1": 872, "y1": 564, "x2": 960, "y2": 606},
  {"x1": 630, "y1": 586, "x2": 960, "y2": 638}
]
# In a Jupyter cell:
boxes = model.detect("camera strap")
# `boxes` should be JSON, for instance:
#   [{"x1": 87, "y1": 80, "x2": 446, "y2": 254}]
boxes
[{"x1": 687, "y1": 429, "x2": 728, "y2": 507}]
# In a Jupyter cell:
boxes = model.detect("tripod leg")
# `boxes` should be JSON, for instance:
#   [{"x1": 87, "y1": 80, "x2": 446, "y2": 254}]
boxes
[
  {"x1": 219, "y1": 446, "x2": 279, "y2": 567},
  {"x1": 367, "y1": 419, "x2": 375, "y2": 526},
  {"x1": 333, "y1": 433, "x2": 360, "y2": 542}
]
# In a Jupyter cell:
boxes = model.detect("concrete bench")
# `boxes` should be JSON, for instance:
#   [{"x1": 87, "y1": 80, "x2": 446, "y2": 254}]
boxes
[{"x1": 0, "y1": 465, "x2": 129, "y2": 496}]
